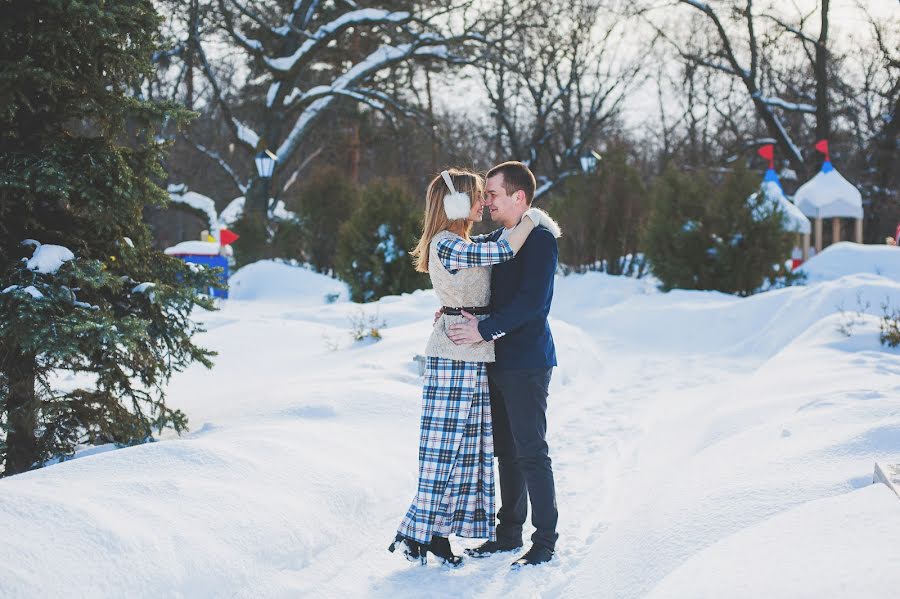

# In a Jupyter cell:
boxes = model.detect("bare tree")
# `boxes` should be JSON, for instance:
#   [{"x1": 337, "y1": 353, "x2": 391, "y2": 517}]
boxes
[
  {"x1": 641, "y1": 0, "x2": 838, "y2": 177},
  {"x1": 153, "y1": 1, "x2": 478, "y2": 224},
  {"x1": 477, "y1": 0, "x2": 646, "y2": 199},
  {"x1": 846, "y1": 4, "x2": 899, "y2": 240}
]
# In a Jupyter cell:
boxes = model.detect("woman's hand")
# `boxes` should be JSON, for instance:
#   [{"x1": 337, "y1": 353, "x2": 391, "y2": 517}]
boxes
[{"x1": 522, "y1": 207, "x2": 562, "y2": 238}]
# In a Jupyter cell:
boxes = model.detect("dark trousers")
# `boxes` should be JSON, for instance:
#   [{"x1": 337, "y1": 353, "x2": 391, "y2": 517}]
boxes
[{"x1": 488, "y1": 366, "x2": 558, "y2": 551}]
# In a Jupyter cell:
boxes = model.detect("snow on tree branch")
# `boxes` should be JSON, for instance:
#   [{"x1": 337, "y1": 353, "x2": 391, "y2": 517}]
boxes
[
  {"x1": 232, "y1": 119, "x2": 260, "y2": 149},
  {"x1": 759, "y1": 96, "x2": 816, "y2": 113},
  {"x1": 276, "y1": 42, "x2": 449, "y2": 162},
  {"x1": 264, "y1": 10, "x2": 412, "y2": 73}
]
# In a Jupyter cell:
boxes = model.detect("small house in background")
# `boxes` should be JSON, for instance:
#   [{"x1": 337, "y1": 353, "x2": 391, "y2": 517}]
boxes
[
  {"x1": 794, "y1": 140, "x2": 863, "y2": 253},
  {"x1": 164, "y1": 229, "x2": 239, "y2": 298},
  {"x1": 756, "y1": 145, "x2": 812, "y2": 266}
]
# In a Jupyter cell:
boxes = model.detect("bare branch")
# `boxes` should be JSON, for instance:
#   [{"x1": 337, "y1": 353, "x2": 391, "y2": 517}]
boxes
[
  {"x1": 184, "y1": 136, "x2": 248, "y2": 195},
  {"x1": 281, "y1": 146, "x2": 323, "y2": 193}
]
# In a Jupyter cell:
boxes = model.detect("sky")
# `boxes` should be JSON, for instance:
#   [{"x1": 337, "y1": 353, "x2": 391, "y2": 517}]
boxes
[{"x1": 437, "y1": 0, "x2": 897, "y2": 136}]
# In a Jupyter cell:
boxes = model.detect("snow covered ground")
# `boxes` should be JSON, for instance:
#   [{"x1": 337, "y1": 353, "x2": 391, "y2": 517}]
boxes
[{"x1": 2, "y1": 245, "x2": 900, "y2": 598}]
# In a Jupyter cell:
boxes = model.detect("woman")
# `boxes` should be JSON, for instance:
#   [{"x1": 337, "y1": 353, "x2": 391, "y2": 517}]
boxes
[{"x1": 389, "y1": 168, "x2": 548, "y2": 566}]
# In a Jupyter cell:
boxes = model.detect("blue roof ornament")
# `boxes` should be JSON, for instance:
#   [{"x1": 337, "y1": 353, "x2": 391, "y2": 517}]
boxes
[{"x1": 763, "y1": 168, "x2": 783, "y2": 191}]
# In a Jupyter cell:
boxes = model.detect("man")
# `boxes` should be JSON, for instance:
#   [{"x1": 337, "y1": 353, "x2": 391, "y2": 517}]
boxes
[{"x1": 447, "y1": 161, "x2": 560, "y2": 568}]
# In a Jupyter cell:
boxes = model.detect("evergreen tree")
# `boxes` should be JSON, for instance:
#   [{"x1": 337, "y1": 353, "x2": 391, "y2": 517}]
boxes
[
  {"x1": 547, "y1": 145, "x2": 647, "y2": 275},
  {"x1": 335, "y1": 179, "x2": 428, "y2": 302},
  {"x1": 278, "y1": 166, "x2": 360, "y2": 273},
  {"x1": 643, "y1": 165, "x2": 797, "y2": 295},
  {"x1": 0, "y1": 0, "x2": 219, "y2": 476}
]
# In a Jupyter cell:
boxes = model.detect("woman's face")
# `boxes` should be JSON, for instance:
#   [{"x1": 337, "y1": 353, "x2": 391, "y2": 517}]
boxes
[{"x1": 467, "y1": 190, "x2": 485, "y2": 222}]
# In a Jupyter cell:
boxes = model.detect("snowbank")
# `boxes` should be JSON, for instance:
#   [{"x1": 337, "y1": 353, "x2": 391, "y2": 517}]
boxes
[
  {"x1": 2, "y1": 252, "x2": 900, "y2": 598},
  {"x1": 228, "y1": 260, "x2": 349, "y2": 303},
  {"x1": 798, "y1": 242, "x2": 900, "y2": 283},
  {"x1": 646, "y1": 484, "x2": 900, "y2": 599}
]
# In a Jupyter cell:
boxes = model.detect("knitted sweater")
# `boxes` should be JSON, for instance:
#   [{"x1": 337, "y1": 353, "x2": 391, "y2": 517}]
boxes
[{"x1": 424, "y1": 230, "x2": 514, "y2": 363}]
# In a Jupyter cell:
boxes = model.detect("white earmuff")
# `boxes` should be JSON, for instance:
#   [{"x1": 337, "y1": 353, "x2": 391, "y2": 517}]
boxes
[{"x1": 440, "y1": 170, "x2": 471, "y2": 220}]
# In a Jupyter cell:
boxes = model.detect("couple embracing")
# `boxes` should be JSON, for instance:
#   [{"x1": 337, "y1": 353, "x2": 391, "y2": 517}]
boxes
[{"x1": 389, "y1": 161, "x2": 562, "y2": 569}]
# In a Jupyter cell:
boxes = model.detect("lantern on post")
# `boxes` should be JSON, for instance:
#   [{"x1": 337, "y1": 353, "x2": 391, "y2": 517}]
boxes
[
  {"x1": 254, "y1": 148, "x2": 278, "y2": 215},
  {"x1": 255, "y1": 149, "x2": 277, "y2": 179},
  {"x1": 579, "y1": 149, "x2": 602, "y2": 174}
]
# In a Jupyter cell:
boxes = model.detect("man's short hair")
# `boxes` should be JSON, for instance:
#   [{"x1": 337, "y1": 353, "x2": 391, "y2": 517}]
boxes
[{"x1": 487, "y1": 161, "x2": 537, "y2": 205}]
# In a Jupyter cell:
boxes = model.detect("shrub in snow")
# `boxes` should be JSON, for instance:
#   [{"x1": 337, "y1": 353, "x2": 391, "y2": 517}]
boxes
[
  {"x1": 274, "y1": 166, "x2": 359, "y2": 273},
  {"x1": 546, "y1": 144, "x2": 648, "y2": 276},
  {"x1": 0, "y1": 1, "x2": 220, "y2": 476},
  {"x1": 643, "y1": 165, "x2": 799, "y2": 296},
  {"x1": 881, "y1": 303, "x2": 900, "y2": 348},
  {"x1": 230, "y1": 211, "x2": 271, "y2": 268},
  {"x1": 347, "y1": 308, "x2": 386, "y2": 342},
  {"x1": 335, "y1": 179, "x2": 428, "y2": 302}
]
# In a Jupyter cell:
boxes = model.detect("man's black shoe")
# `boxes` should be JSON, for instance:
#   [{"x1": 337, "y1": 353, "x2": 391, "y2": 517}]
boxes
[
  {"x1": 510, "y1": 544, "x2": 554, "y2": 569},
  {"x1": 463, "y1": 539, "x2": 524, "y2": 558}
]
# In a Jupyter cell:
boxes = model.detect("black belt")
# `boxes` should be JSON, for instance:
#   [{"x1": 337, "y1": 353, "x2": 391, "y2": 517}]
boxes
[{"x1": 441, "y1": 306, "x2": 490, "y2": 316}]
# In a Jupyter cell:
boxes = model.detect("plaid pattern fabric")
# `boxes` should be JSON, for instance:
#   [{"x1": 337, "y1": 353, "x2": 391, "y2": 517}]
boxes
[
  {"x1": 397, "y1": 357, "x2": 496, "y2": 543},
  {"x1": 436, "y1": 236, "x2": 514, "y2": 273},
  {"x1": 471, "y1": 227, "x2": 503, "y2": 244}
]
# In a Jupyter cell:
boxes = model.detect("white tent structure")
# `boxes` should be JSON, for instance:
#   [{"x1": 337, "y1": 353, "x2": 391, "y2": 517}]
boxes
[
  {"x1": 756, "y1": 169, "x2": 812, "y2": 260},
  {"x1": 758, "y1": 174, "x2": 811, "y2": 234},
  {"x1": 794, "y1": 161, "x2": 863, "y2": 251}
]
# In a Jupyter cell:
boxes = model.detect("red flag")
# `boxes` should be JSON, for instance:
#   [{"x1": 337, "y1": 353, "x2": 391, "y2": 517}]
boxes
[
  {"x1": 219, "y1": 228, "x2": 239, "y2": 246},
  {"x1": 815, "y1": 139, "x2": 830, "y2": 161},
  {"x1": 757, "y1": 145, "x2": 774, "y2": 168}
]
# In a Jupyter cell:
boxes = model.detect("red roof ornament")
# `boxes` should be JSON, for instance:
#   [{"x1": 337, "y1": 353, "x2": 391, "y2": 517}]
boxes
[
  {"x1": 757, "y1": 144, "x2": 774, "y2": 169},
  {"x1": 814, "y1": 139, "x2": 830, "y2": 162},
  {"x1": 219, "y1": 228, "x2": 239, "y2": 246}
]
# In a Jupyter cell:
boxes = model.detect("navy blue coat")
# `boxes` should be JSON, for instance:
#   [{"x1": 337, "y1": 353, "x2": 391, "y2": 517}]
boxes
[{"x1": 477, "y1": 226, "x2": 558, "y2": 370}]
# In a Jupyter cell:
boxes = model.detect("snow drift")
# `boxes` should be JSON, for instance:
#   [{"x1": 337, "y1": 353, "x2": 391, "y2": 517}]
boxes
[{"x1": 1, "y1": 245, "x2": 899, "y2": 598}]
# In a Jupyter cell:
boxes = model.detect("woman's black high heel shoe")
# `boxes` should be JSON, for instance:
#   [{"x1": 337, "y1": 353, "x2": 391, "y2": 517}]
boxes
[
  {"x1": 389, "y1": 534, "x2": 427, "y2": 565},
  {"x1": 427, "y1": 535, "x2": 464, "y2": 568}
]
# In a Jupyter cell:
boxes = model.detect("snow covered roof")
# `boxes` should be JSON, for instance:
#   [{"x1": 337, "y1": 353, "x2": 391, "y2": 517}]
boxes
[
  {"x1": 164, "y1": 241, "x2": 221, "y2": 256},
  {"x1": 794, "y1": 162, "x2": 863, "y2": 220},
  {"x1": 753, "y1": 171, "x2": 811, "y2": 234}
]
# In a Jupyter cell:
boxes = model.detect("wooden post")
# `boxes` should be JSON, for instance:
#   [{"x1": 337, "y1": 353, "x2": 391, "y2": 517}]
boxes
[
  {"x1": 815, "y1": 217, "x2": 823, "y2": 253},
  {"x1": 802, "y1": 233, "x2": 810, "y2": 260},
  {"x1": 832, "y1": 217, "x2": 841, "y2": 246},
  {"x1": 855, "y1": 218, "x2": 863, "y2": 243}
]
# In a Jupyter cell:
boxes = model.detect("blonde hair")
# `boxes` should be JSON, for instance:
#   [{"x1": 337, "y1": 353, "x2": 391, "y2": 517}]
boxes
[{"x1": 411, "y1": 168, "x2": 484, "y2": 273}]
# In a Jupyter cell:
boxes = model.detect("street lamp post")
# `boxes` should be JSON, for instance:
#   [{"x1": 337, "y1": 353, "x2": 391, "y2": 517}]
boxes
[
  {"x1": 580, "y1": 149, "x2": 602, "y2": 174},
  {"x1": 255, "y1": 149, "x2": 277, "y2": 214}
]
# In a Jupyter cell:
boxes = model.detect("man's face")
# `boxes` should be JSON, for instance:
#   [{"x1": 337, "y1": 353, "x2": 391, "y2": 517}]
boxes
[{"x1": 484, "y1": 174, "x2": 524, "y2": 228}]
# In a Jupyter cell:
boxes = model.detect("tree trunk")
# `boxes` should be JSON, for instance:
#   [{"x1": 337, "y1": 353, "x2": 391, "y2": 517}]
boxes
[
  {"x1": 245, "y1": 177, "x2": 269, "y2": 219},
  {"x1": 348, "y1": 122, "x2": 360, "y2": 184},
  {"x1": 4, "y1": 353, "x2": 39, "y2": 476},
  {"x1": 814, "y1": 0, "x2": 830, "y2": 148},
  {"x1": 185, "y1": 0, "x2": 199, "y2": 110}
]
